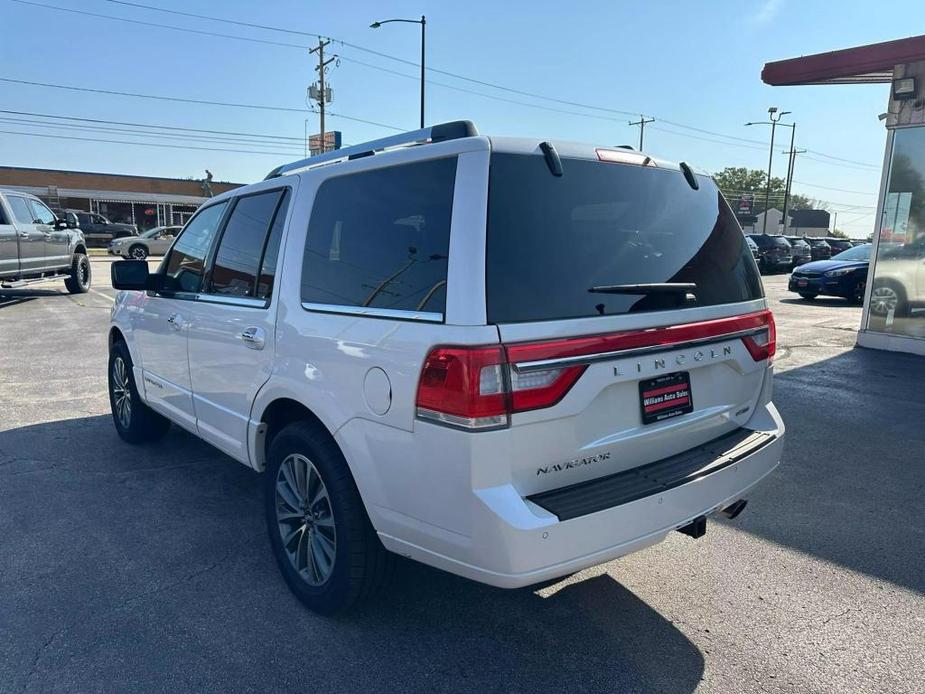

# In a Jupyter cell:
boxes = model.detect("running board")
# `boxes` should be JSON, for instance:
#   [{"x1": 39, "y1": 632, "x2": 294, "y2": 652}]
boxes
[{"x1": 1, "y1": 273, "x2": 71, "y2": 289}]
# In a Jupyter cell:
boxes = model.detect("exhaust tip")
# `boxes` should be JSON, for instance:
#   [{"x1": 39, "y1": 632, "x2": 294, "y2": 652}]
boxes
[
  {"x1": 720, "y1": 499, "x2": 748, "y2": 520},
  {"x1": 676, "y1": 515, "x2": 707, "y2": 539}
]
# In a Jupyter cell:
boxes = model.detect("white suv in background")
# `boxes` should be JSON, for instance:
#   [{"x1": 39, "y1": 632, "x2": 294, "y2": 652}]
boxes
[{"x1": 108, "y1": 121, "x2": 785, "y2": 614}]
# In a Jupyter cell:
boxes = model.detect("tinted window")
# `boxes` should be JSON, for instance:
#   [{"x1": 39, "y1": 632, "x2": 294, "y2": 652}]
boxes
[
  {"x1": 302, "y1": 157, "x2": 457, "y2": 314},
  {"x1": 7, "y1": 196, "x2": 34, "y2": 224},
  {"x1": 77, "y1": 213, "x2": 92, "y2": 226},
  {"x1": 162, "y1": 202, "x2": 228, "y2": 293},
  {"x1": 487, "y1": 154, "x2": 763, "y2": 323},
  {"x1": 0, "y1": 202, "x2": 8, "y2": 225},
  {"x1": 208, "y1": 190, "x2": 285, "y2": 297},
  {"x1": 28, "y1": 199, "x2": 56, "y2": 224},
  {"x1": 256, "y1": 189, "x2": 290, "y2": 300}
]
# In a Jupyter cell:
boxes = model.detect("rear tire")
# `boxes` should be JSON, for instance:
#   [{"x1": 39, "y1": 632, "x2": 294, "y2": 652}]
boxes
[
  {"x1": 870, "y1": 280, "x2": 907, "y2": 316},
  {"x1": 265, "y1": 421, "x2": 393, "y2": 615},
  {"x1": 108, "y1": 340, "x2": 170, "y2": 444},
  {"x1": 799, "y1": 293, "x2": 817, "y2": 300},
  {"x1": 128, "y1": 244, "x2": 149, "y2": 260},
  {"x1": 64, "y1": 253, "x2": 91, "y2": 294}
]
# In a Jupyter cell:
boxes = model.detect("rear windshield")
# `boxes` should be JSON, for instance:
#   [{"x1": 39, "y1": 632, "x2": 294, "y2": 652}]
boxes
[
  {"x1": 486, "y1": 154, "x2": 763, "y2": 323},
  {"x1": 749, "y1": 235, "x2": 790, "y2": 248}
]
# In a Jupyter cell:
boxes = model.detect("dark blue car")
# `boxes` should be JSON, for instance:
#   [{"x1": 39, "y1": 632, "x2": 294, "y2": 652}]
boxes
[{"x1": 788, "y1": 243, "x2": 871, "y2": 304}]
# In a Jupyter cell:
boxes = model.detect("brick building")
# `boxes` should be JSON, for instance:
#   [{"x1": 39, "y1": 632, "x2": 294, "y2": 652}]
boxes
[{"x1": 0, "y1": 166, "x2": 242, "y2": 231}]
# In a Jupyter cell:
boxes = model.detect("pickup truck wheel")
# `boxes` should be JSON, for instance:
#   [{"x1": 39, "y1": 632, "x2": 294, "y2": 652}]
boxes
[
  {"x1": 129, "y1": 245, "x2": 148, "y2": 260},
  {"x1": 64, "y1": 253, "x2": 91, "y2": 294},
  {"x1": 108, "y1": 341, "x2": 170, "y2": 444},
  {"x1": 265, "y1": 421, "x2": 392, "y2": 614}
]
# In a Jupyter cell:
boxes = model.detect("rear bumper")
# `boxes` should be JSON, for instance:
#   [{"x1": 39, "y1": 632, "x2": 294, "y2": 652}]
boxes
[{"x1": 372, "y1": 402, "x2": 785, "y2": 588}]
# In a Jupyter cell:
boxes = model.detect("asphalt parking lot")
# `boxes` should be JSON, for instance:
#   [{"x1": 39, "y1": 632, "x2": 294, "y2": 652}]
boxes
[{"x1": 1, "y1": 259, "x2": 923, "y2": 693}]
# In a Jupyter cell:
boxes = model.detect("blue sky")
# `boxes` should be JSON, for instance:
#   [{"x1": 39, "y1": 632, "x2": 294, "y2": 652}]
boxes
[{"x1": 2, "y1": 0, "x2": 923, "y2": 237}]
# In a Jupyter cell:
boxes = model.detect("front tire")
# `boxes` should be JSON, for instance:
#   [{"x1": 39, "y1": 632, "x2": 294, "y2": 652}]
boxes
[
  {"x1": 799, "y1": 293, "x2": 817, "y2": 300},
  {"x1": 129, "y1": 244, "x2": 149, "y2": 260},
  {"x1": 870, "y1": 281, "x2": 906, "y2": 316},
  {"x1": 64, "y1": 253, "x2": 91, "y2": 294},
  {"x1": 108, "y1": 341, "x2": 170, "y2": 444},
  {"x1": 850, "y1": 278, "x2": 866, "y2": 305},
  {"x1": 265, "y1": 421, "x2": 392, "y2": 615}
]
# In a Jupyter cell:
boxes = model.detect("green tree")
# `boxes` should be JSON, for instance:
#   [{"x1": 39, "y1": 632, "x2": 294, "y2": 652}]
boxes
[
  {"x1": 712, "y1": 167, "x2": 787, "y2": 214},
  {"x1": 829, "y1": 229, "x2": 849, "y2": 239}
]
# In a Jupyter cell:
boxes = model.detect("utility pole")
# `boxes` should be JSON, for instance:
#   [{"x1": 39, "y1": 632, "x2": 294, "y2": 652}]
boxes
[
  {"x1": 832, "y1": 210, "x2": 837, "y2": 234},
  {"x1": 746, "y1": 107, "x2": 790, "y2": 234},
  {"x1": 308, "y1": 39, "x2": 336, "y2": 153},
  {"x1": 779, "y1": 121, "x2": 802, "y2": 235},
  {"x1": 628, "y1": 116, "x2": 655, "y2": 150}
]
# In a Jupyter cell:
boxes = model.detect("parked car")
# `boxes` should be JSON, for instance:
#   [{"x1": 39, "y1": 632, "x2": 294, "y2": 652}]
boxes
[
  {"x1": 788, "y1": 243, "x2": 870, "y2": 303},
  {"x1": 108, "y1": 122, "x2": 784, "y2": 613},
  {"x1": 784, "y1": 236, "x2": 812, "y2": 268},
  {"x1": 803, "y1": 237, "x2": 832, "y2": 261},
  {"x1": 64, "y1": 209, "x2": 137, "y2": 247},
  {"x1": 824, "y1": 237, "x2": 853, "y2": 256},
  {"x1": 109, "y1": 225, "x2": 181, "y2": 259},
  {"x1": 850, "y1": 239, "x2": 869, "y2": 247},
  {"x1": 746, "y1": 235, "x2": 761, "y2": 261},
  {"x1": 0, "y1": 190, "x2": 91, "y2": 293},
  {"x1": 747, "y1": 234, "x2": 792, "y2": 273},
  {"x1": 870, "y1": 236, "x2": 925, "y2": 315}
]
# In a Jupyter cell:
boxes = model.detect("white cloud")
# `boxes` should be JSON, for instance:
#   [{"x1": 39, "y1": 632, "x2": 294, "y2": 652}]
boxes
[{"x1": 753, "y1": 0, "x2": 784, "y2": 24}]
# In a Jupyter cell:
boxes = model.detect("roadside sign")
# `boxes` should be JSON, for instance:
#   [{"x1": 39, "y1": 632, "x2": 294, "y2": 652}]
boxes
[
  {"x1": 738, "y1": 193, "x2": 754, "y2": 215},
  {"x1": 308, "y1": 131, "x2": 342, "y2": 155}
]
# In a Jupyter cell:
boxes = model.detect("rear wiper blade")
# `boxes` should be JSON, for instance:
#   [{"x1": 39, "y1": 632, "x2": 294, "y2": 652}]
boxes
[{"x1": 588, "y1": 282, "x2": 697, "y2": 295}]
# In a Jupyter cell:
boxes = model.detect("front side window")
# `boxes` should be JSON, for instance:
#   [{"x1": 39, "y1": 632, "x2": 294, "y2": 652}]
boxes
[
  {"x1": 7, "y1": 196, "x2": 35, "y2": 225},
  {"x1": 77, "y1": 213, "x2": 92, "y2": 226},
  {"x1": 207, "y1": 189, "x2": 286, "y2": 298},
  {"x1": 162, "y1": 202, "x2": 228, "y2": 293},
  {"x1": 301, "y1": 157, "x2": 457, "y2": 315},
  {"x1": 28, "y1": 199, "x2": 56, "y2": 225}
]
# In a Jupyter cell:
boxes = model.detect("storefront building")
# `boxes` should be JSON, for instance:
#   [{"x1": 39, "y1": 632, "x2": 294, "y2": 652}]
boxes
[
  {"x1": 764, "y1": 34, "x2": 925, "y2": 356},
  {"x1": 0, "y1": 166, "x2": 241, "y2": 232}
]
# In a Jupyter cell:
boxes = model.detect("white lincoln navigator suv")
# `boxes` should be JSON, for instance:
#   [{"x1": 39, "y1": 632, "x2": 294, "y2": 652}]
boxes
[{"x1": 108, "y1": 121, "x2": 785, "y2": 614}]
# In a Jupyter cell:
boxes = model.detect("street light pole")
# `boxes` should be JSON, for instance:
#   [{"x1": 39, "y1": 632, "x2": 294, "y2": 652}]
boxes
[
  {"x1": 746, "y1": 108, "x2": 791, "y2": 234},
  {"x1": 370, "y1": 16, "x2": 426, "y2": 128},
  {"x1": 780, "y1": 122, "x2": 796, "y2": 234}
]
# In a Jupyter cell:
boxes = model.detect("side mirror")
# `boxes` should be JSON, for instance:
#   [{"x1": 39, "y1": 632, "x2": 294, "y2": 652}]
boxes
[
  {"x1": 54, "y1": 218, "x2": 69, "y2": 230},
  {"x1": 111, "y1": 260, "x2": 160, "y2": 291}
]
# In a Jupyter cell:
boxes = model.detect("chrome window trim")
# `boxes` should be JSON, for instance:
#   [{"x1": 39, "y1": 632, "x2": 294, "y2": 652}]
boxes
[
  {"x1": 301, "y1": 302, "x2": 443, "y2": 323},
  {"x1": 513, "y1": 327, "x2": 766, "y2": 373},
  {"x1": 198, "y1": 294, "x2": 269, "y2": 309}
]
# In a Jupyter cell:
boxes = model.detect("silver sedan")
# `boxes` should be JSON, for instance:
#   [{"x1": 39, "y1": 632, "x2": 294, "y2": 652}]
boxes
[{"x1": 108, "y1": 226, "x2": 181, "y2": 259}]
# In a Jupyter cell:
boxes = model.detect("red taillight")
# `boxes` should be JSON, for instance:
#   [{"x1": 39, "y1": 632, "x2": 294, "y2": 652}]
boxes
[
  {"x1": 416, "y1": 346, "x2": 509, "y2": 430},
  {"x1": 741, "y1": 311, "x2": 776, "y2": 362}
]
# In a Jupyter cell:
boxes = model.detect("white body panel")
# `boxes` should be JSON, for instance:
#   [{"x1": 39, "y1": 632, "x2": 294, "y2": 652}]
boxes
[{"x1": 110, "y1": 131, "x2": 786, "y2": 588}]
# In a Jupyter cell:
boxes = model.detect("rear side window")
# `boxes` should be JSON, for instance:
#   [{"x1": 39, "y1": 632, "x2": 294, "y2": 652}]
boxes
[
  {"x1": 487, "y1": 154, "x2": 762, "y2": 323},
  {"x1": 208, "y1": 189, "x2": 287, "y2": 298},
  {"x1": 256, "y1": 189, "x2": 290, "y2": 300},
  {"x1": 7, "y1": 196, "x2": 34, "y2": 224},
  {"x1": 301, "y1": 157, "x2": 457, "y2": 315},
  {"x1": 163, "y1": 202, "x2": 228, "y2": 293}
]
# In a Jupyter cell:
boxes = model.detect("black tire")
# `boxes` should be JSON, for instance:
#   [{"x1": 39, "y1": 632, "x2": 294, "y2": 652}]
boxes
[
  {"x1": 265, "y1": 421, "x2": 392, "y2": 615},
  {"x1": 108, "y1": 340, "x2": 170, "y2": 444},
  {"x1": 64, "y1": 252, "x2": 91, "y2": 294},
  {"x1": 128, "y1": 244, "x2": 149, "y2": 260},
  {"x1": 799, "y1": 293, "x2": 817, "y2": 300},
  {"x1": 850, "y1": 278, "x2": 866, "y2": 305}
]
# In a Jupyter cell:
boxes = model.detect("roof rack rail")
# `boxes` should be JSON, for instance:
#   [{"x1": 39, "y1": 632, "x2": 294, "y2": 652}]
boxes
[{"x1": 264, "y1": 120, "x2": 478, "y2": 180}]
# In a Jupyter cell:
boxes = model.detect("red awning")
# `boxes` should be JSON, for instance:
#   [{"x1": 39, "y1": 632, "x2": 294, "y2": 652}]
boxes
[{"x1": 762, "y1": 34, "x2": 925, "y2": 86}]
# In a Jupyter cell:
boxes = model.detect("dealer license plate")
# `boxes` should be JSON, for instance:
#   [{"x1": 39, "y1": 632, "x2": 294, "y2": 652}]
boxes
[{"x1": 639, "y1": 372, "x2": 693, "y2": 425}]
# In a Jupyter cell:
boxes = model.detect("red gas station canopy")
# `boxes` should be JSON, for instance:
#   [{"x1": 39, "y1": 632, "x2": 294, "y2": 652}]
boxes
[{"x1": 762, "y1": 34, "x2": 925, "y2": 86}]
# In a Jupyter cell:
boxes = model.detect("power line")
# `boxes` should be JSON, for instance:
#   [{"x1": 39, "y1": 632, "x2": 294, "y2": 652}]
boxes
[
  {"x1": 0, "y1": 129, "x2": 304, "y2": 156},
  {"x1": 0, "y1": 77, "x2": 404, "y2": 131},
  {"x1": 0, "y1": 109, "x2": 307, "y2": 142}
]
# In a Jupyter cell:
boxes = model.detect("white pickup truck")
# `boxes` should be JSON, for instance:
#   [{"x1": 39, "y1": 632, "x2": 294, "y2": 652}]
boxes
[{"x1": 0, "y1": 189, "x2": 92, "y2": 293}]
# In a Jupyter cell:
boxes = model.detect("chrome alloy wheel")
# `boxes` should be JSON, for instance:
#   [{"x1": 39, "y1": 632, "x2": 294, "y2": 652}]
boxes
[
  {"x1": 275, "y1": 454, "x2": 336, "y2": 586},
  {"x1": 77, "y1": 256, "x2": 90, "y2": 287},
  {"x1": 870, "y1": 285, "x2": 899, "y2": 314},
  {"x1": 111, "y1": 356, "x2": 132, "y2": 428},
  {"x1": 130, "y1": 246, "x2": 147, "y2": 259}
]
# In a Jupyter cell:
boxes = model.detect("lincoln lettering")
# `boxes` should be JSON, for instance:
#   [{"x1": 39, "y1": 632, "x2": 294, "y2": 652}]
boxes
[{"x1": 613, "y1": 344, "x2": 733, "y2": 376}]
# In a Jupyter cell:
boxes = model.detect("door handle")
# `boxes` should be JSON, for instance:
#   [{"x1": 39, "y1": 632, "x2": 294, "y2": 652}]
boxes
[
  {"x1": 239, "y1": 326, "x2": 265, "y2": 350},
  {"x1": 18, "y1": 231, "x2": 29, "y2": 238},
  {"x1": 167, "y1": 313, "x2": 183, "y2": 330}
]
